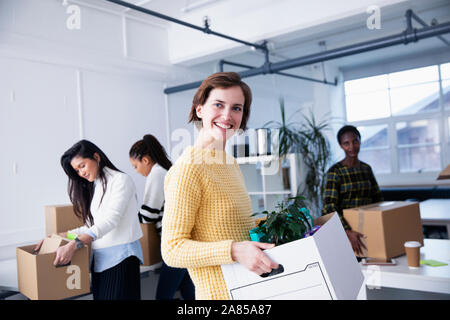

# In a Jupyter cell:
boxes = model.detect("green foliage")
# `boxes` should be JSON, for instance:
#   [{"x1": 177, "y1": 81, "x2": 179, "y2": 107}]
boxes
[
  {"x1": 264, "y1": 96, "x2": 332, "y2": 217},
  {"x1": 263, "y1": 96, "x2": 302, "y2": 158},
  {"x1": 252, "y1": 196, "x2": 311, "y2": 246},
  {"x1": 296, "y1": 109, "x2": 332, "y2": 217}
]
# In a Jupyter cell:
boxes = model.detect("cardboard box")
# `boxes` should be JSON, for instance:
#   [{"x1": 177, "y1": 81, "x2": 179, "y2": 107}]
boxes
[
  {"x1": 45, "y1": 205, "x2": 84, "y2": 236},
  {"x1": 437, "y1": 164, "x2": 450, "y2": 180},
  {"x1": 221, "y1": 212, "x2": 364, "y2": 300},
  {"x1": 140, "y1": 223, "x2": 162, "y2": 266},
  {"x1": 16, "y1": 235, "x2": 90, "y2": 300},
  {"x1": 343, "y1": 201, "x2": 424, "y2": 259}
]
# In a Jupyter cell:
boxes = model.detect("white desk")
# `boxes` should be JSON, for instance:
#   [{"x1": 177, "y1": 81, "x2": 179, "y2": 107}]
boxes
[
  {"x1": 0, "y1": 258, "x2": 162, "y2": 298},
  {"x1": 420, "y1": 199, "x2": 450, "y2": 238},
  {"x1": 360, "y1": 239, "x2": 450, "y2": 297}
]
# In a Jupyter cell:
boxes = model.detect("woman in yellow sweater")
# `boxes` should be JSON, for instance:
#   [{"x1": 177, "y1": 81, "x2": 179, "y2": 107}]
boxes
[{"x1": 161, "y1": 72, "x2": 278, "y2": 300}]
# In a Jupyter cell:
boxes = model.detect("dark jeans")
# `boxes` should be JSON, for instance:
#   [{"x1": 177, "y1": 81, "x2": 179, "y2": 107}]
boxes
[
  {"x1": 91, "y1": 255, "x2": 141, "y2": 300},
  {"x1": 156, "y1": 261, "x2": 195, "y2": 300}
]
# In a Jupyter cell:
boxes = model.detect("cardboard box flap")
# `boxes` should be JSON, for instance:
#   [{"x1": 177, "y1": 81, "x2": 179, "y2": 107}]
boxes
[
  {"x1": 350, "y1": 201, "x2": 417, "y2": 212},
  {"x1": 39, "y1": 235, "x2": 65, "y2": 254},
  {"x1": 437, "y1": 164, "x2": 450, "y2": 180}
]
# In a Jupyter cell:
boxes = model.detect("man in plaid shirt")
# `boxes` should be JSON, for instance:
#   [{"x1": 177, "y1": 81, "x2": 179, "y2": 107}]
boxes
[{"x1": 322, "y1": 125, "x2": 383, "y2": 255}]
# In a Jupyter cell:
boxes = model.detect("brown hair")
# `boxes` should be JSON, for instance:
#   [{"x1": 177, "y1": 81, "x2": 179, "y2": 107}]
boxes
[{"x1": 188, "y1": 72, "x2": 252, "y2": 130}]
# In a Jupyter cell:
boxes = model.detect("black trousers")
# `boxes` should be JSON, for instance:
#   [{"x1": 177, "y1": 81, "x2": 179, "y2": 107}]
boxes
[
  {"x1": 91, "y1": 255, "x2": 141, "y2": 300},
  {"x1": 156, "y1": 261, "x2": 195, "y2": 300}
]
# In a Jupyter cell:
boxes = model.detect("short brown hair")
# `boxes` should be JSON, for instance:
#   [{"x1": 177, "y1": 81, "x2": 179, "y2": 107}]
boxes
[{"x1": 188, "y1": 72, "x2": 252, "y2": 131}]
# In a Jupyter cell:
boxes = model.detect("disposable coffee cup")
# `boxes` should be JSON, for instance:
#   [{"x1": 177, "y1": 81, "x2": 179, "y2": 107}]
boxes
[{"x1": 404, "y1": 241, "x2": 421, "y2": 269}]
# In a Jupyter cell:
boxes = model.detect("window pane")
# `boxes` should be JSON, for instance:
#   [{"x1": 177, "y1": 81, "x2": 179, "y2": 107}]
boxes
[
  {"x1": 441, "y1": 62, "x2": 450, "y2": 80},
  {"x1": 444, "y1": 79, "x2": 450, "y2": 109},
  {"x1": 396, "y1": 119, "x2": 439, "y2": 146},
  {"x1": 390, "y1": 82, "x2": 440, "y2": 116},
  {"x1": 389, "y1": 65, "x2": 439, "y2": 88},
  {"x1": 250, "y1": 195, "x2": 265, "y2": 213},
  {"x1": 345, "y1": 90, "x2": 390, "y2": 122},
  {"x1": 398, "y1": 146, "x2": 441, "y2": 173},
  {"x1": 359, "y1": 149, "x2": 391, "y2": 174},
  {"x1": 358, "y1": 125, "x2": 389, "y2": 148},
  {"x1": 344, "y1": 74, "x2": 388, "y2": 95}
]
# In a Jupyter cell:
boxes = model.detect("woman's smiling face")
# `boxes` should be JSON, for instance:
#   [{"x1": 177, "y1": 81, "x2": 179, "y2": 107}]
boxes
[{"x1": 195, "y1": 86, "x2": 245, "y2": 143}]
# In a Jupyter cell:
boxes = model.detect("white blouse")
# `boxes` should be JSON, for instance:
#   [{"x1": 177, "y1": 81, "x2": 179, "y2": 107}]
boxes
[{"x1": 70, "y1": 167, "x2": 143, "y2": 250}]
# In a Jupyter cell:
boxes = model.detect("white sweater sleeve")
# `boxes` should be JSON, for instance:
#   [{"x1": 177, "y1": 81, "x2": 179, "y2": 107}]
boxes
[{"x1": 68, "y1": 225, "x2": 89, "y2": 236}]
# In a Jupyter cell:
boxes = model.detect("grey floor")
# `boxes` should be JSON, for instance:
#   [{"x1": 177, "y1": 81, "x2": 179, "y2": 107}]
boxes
[{"x1": 3, "y1": 269, "x2": 181, "y2": 300}]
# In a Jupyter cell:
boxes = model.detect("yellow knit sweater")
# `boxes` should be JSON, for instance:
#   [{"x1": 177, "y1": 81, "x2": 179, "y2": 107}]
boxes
[{"x1": 161, "y1": 146, "x2": 253, "y2": 300}]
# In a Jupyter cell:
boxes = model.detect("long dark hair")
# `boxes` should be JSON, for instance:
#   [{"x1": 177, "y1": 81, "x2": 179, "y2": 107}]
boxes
[
  {"x1": 129, "y1": 134, "x2": 172, "y2": 171},
  {"x1": 60, "y1": 140, "x2": 120, "y2": 226}
]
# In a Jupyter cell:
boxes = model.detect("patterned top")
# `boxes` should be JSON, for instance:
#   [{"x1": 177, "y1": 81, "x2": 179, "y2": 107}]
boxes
[
  {"x1": 161, "y1": 146, "x2": 253, "y2": 300},
  {"x1": 321, "y1": 161, "x2": 383, "y2": 230},
  {"x1": 138, "y1": 163, "x2": 167, "y2": 236}
]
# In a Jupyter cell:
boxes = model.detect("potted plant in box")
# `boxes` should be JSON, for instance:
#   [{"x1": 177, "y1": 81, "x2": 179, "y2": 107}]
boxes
[{"x1": 250, "y1": 196, "x2": 319, "y2": 246}]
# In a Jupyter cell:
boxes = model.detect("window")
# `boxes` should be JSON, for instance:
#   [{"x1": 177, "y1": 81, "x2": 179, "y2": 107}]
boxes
[
  {"x1": 396, "y1": 119, "x2": 440, "y2": 173},
  {"x1": 442, "y1": 62, "x2": 450, "y2": 109},
  {"x1": 358, "y1": 124, "x2": 390, "y2": 173},
  {"x1": 344, "y1": 75, "x2": 390, "y2": 122},
  {"x1": 389, "y1": 66, "x2": 440, "y2": 116},
  {"x1": 344, "y1": 62, "x2": 450, "y2": 179}
]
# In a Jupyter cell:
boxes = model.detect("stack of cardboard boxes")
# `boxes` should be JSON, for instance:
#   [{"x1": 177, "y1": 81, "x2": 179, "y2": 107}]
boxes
[
  {"x1": 16, "y1": 205, "x2": 89, "y2": 300},
  {"x1": 16, "y1": 204, "x2": 162, "y2": 300}
]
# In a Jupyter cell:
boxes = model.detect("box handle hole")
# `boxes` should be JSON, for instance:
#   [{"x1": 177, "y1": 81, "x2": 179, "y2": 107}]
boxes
[{"x1": 260, "y1": 264, "x2": 284, "y2": 278}]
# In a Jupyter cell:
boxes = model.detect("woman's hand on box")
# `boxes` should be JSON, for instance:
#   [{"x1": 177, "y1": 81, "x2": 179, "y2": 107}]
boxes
[
  {"x1": 231, "y1": 241, "x2": 278, "y2": 275},
  {"x1": 33, "y1": 239, "x2": 44, "y2": 253},
  {"x1": 53, "y1": 241, "x2": 76, "y2": 266},
  {"x1": 345, "y1": 230, "x2": 367, "y2": 256}
]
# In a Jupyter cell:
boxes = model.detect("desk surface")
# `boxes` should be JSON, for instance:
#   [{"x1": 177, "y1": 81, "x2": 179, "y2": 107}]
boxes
[
  {"x1": 361, "y1": 239, "x2": 450, "y2": 294},
  {"x1": 420, "y1": 199, "x2": 450, "y2": 221},
  {"x1": 0, "y1": 258, "x2": 162, "y2": 294}
]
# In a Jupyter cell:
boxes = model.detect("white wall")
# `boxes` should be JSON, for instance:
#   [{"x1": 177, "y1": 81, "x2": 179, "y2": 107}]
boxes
[{"x1": 0, "y1": 0, "x2": 172, "y2": 254}]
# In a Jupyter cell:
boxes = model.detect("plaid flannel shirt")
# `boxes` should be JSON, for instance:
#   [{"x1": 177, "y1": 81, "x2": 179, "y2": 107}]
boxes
[{"x1": 321, "y1": 161, "x2": 383, "y2": 230}]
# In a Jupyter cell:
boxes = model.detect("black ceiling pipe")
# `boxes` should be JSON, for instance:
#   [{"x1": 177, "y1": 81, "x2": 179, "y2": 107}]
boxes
[
  {"x1": 406, "y1": 9, "x2": 450, "y2": 46},
  {"x1": 104, "y1": 0, "x2": 268, "y2": 52},
  {"x1": 219, "y1": 59, "x2": 337, "y2": 86},
  {"x1": 164, "y1": 20, "x2": 450, "y2": 94}
]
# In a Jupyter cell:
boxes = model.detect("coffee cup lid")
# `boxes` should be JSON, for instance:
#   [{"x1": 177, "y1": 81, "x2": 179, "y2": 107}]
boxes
[{"x1": 404, "y1": 241, "x2": 421, "y2": 247}]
